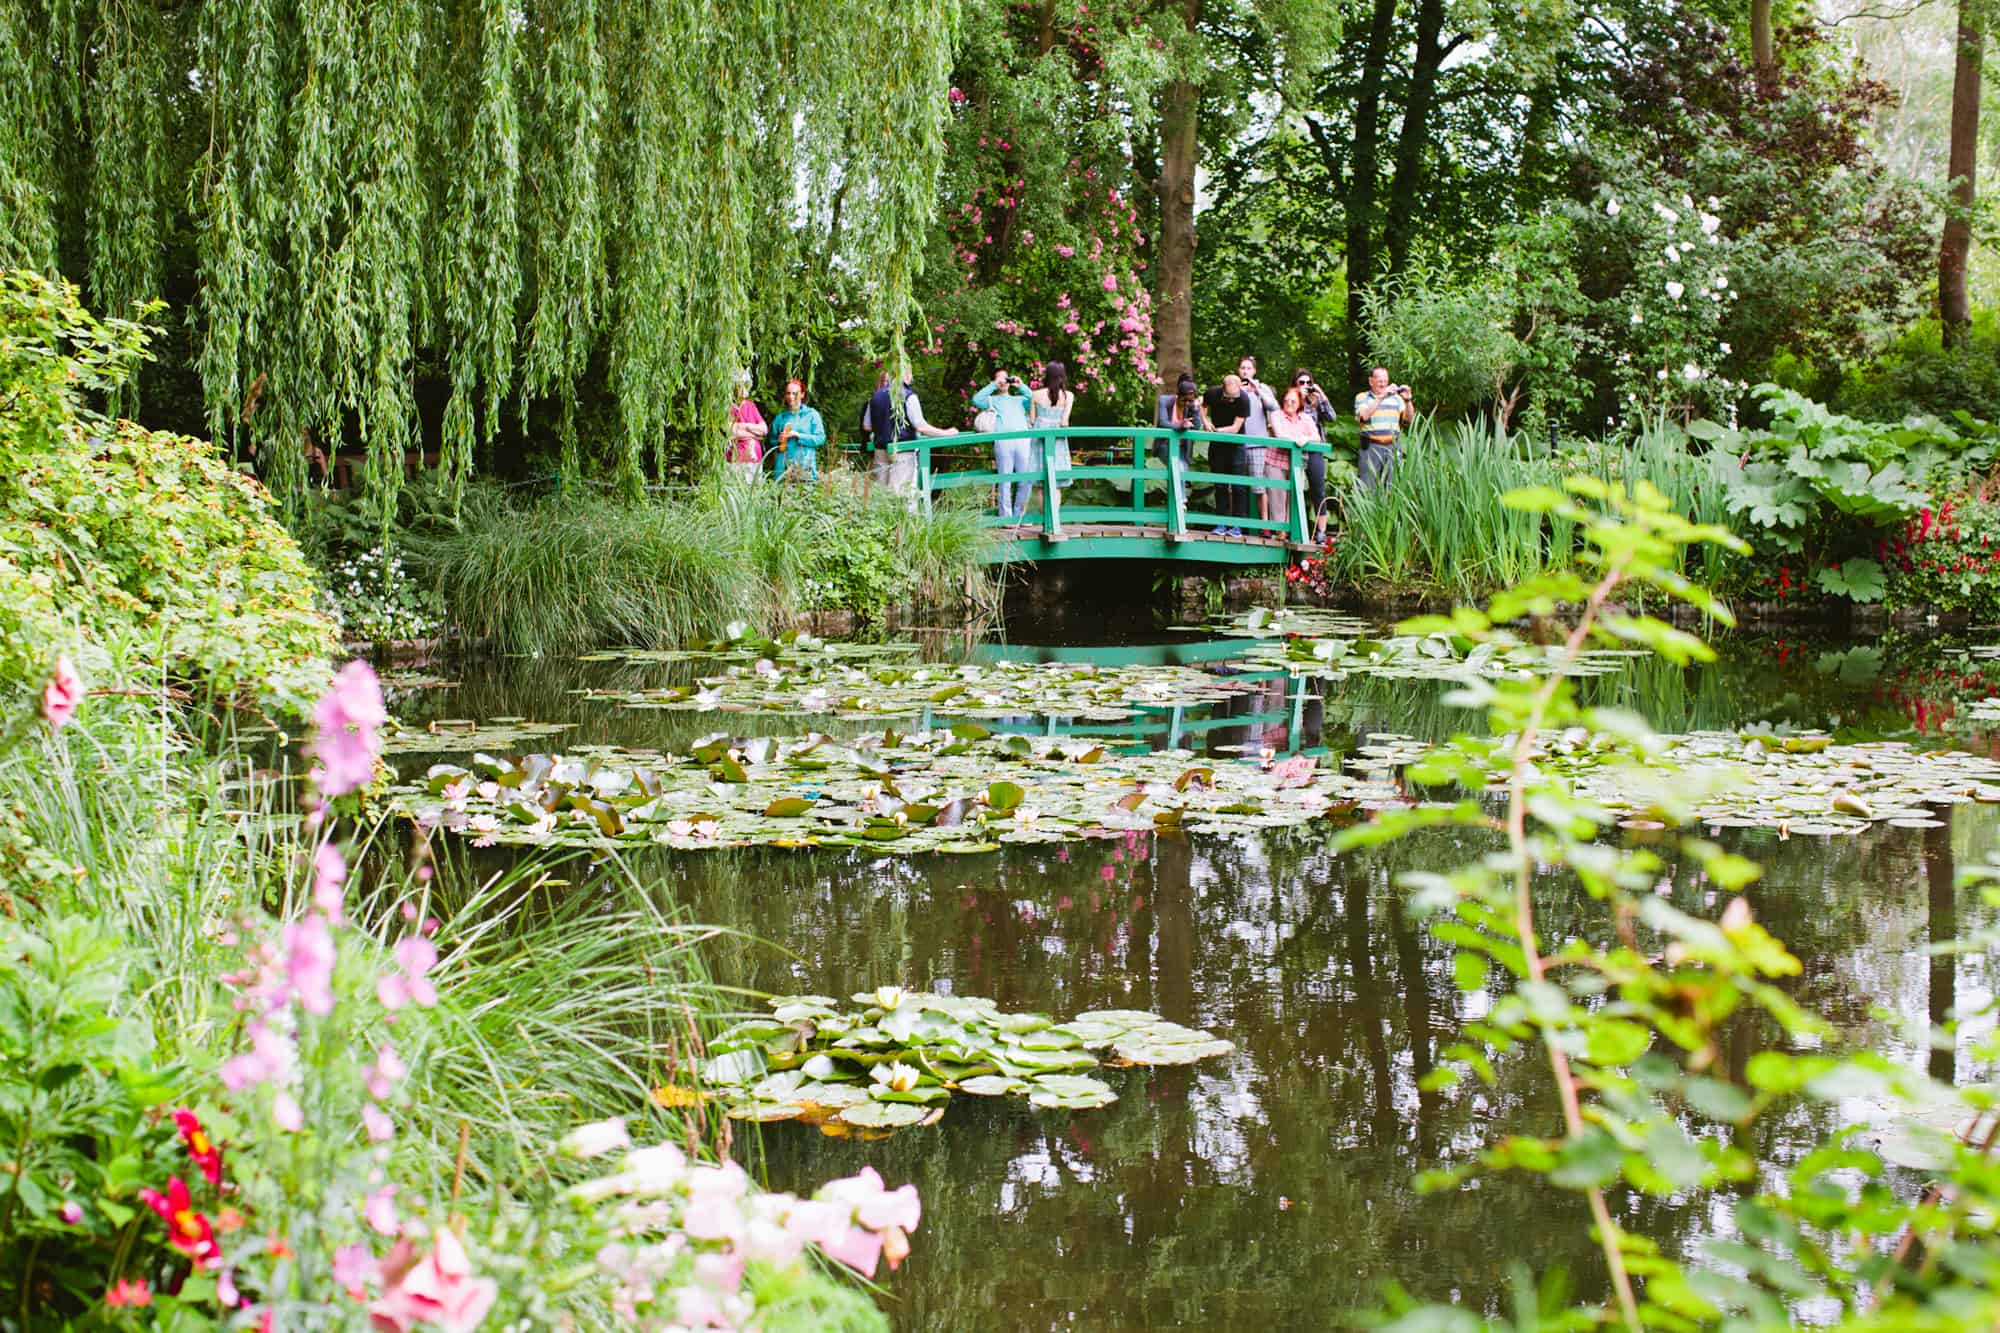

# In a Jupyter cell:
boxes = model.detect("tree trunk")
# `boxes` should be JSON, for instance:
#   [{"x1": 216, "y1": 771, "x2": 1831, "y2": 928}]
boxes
[
  {"x1": 1382, "y1": 0, "x2": 1453, "y2": 281},
  {"x1": 1154, "y1": 5, "x2": 1200, "y2": 384},
  {"x1": 1342, "y1": 0, "x2": 1398, "y2": 386},
  {"x1": 1750, "y1": 0, "x2": 1776, "y2": 92},
  {"x1": 1940, "y1": 0, "x2": 1984, "y2": 347}
]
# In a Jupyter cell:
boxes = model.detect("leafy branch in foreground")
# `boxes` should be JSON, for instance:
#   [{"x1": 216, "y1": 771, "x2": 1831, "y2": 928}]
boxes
[{"x1": 1340, "y1": 477, "x2": 2000, "y2": 1331}]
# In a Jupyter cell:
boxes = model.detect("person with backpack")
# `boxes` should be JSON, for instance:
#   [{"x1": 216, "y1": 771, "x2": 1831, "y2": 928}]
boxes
[{"x1": 861, "y1": 373, "x2": 954, "y2": 493}]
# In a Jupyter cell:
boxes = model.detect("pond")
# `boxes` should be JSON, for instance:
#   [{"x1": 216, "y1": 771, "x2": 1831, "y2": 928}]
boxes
[{"x1": 384, "y1": 611, "x2": 2000, "y2": 1330}]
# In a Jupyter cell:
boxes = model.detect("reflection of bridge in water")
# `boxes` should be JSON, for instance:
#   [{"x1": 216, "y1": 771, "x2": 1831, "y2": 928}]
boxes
[{"x1": 851, "y1": 426, "x2": 1333, "y2": 567}]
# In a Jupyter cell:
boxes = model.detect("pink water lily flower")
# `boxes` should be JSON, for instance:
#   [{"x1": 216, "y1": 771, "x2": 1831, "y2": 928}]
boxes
[{"x1": 41, "y1": 656, "x2": 83, "y2": 729}]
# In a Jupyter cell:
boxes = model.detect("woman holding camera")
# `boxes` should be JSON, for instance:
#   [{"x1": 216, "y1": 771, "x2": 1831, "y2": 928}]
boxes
[{"x1": 974, "y1": 369, "x2": 1037, "y2": 521}]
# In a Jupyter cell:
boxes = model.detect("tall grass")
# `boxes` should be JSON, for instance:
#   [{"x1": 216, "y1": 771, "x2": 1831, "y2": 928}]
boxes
[
  {"x1": 1330, "y1": 417, "x2": 1741, "y2": 603},
  {"x1": 4, "y1": 683, "x2": 725, "y2": 1187},
  {"x1": 1333, "y1": 418, "x2": 1564, "y2": 601},
  {"x1": 406, "y1": 474, "x2": 993, "y2": 655}
]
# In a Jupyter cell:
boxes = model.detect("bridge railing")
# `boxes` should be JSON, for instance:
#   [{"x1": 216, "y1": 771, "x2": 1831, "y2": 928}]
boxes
[{"x1": 841, "y1": 426, "x2": 1338, "y2": 549}]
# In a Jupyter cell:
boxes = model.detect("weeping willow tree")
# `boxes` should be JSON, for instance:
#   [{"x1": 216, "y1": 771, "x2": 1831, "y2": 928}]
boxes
[{"x1": 0, "y1": 0, "x2": 960, "y2": 526}]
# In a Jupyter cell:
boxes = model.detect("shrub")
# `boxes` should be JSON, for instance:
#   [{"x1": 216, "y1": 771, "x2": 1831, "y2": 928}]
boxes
[
  {"x1": 1834, "y1": 313, "x2": 2000, "y2": 424},
  {"x1": 0, "y1": 270, "x2": 336, "y2": 717}
]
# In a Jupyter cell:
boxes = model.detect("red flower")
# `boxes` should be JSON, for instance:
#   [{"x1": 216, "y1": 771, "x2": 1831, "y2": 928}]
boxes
[
  {"x1": 173, "y1": 1109, "x2": 224, "y2": 1188},
  {"x1": 138, "y1": 1177, "x2": 222, "y2": 1268},
  {"x1": 104, "y1": 1279, "x2": 153, "y2": 1308}
]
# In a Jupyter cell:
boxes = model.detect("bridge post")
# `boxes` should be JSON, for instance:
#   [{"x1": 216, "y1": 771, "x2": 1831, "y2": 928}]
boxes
[
  {"x1": 1166, "y1": 439, "x2": 1188, "y2": 540},
  {"x1": 1041, "y1": 435, "x2": 1063, "y2": 540},
  {"x1": 915, "y1": 442, "x2": 934, "y2": 516},
  {"x1": 1130, "y1": 437, "x2": 1146, "y2": 519},
  {"x1": 1288, "y1": 443, "x2": 1309, "y2": 546}
]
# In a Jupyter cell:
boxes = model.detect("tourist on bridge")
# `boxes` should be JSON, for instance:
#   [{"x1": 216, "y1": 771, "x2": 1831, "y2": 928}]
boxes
[
  {"x1": 862, "y1": 372, "x2": 955, "y2": 493},
  {"x1": 974, "y1": 369, "x2": 1038, "y2": 521},
  {"x1": 1155, "y1": 372, "x2": 1206, "y2": 523},
  {"x1": 1291, "y1": 368, "x2": 1340, "y2": 542},
  {"x1": 1031, "y1": 362, "x2": 1075, "y2": 491},
  {"x1": 1202, "y1": 373, "x2": 1251, "y2": 537},
  {"x1": 1268, "y1": 384, "x2": 1322, "y2": 535},
  {"x1": 768, "y1": 377, "x2": 826, "y2": 482},
  {"x1": 1237, "y1": 355, "x2": 1281, "y2": 529},
  {"x1": 1354, "y1": 367, "x2": 1414, "y2": 489}
]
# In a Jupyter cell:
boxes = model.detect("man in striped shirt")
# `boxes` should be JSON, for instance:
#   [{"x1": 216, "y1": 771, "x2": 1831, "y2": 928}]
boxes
[{"x1": 1353, "y1": 366, "x2": 1413, "y2": 488}]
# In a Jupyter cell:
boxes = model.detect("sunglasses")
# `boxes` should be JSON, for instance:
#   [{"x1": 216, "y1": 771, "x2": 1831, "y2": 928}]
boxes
[{"x1": 1296, "y1": 378, "x2": 1314, "y2": 388}]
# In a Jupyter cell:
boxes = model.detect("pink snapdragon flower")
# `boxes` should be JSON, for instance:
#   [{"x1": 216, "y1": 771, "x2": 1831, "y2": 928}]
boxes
[
  {"x1": 369, "y1": 1228, "x2": 497, "y2": 1333},
  {"x1": 367, "y1": 1045, "x2": 408, "y2": 1100},
  {"x1": 313, "y1": 844, "x2": 348, "y2": 923},
  {"x1": 282, "y1": 914, "x2": 337, "y2": 1016},
  {"x1": 41, "y1": 656, "x2": 83, "y2": 729},
  {"x1": 378, "y1": 936, "x2": 439, "y2": 1010},
  {"x1": 310, "y1": 661, "x2": 388, "y2": 798}
]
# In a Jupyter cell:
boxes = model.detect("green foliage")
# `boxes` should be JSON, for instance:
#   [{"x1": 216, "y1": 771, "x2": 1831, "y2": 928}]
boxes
[
  {"x1": 0, "y1": 270, "x2": 337, "y2": 716},
  {"x1": 1360, "y1": 256, "x2": 1519, "y2": 421},
  {"x1": 324, "y1": 548, "x2": 445, "y2": 644},
  {"x1": 404, "y1": 474, "x2": 991, "y2": 655},
  {"x1": 1341, "y1": 479, "x2": 2000, "y2": 1331},
  {"x1": 1834, "y1": 314, "x2": 2000, "y2": 425}
]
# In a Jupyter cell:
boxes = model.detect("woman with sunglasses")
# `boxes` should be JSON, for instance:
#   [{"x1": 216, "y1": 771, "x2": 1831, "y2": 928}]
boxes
[{"x1": 1289, "y1": 369, "x2": 1340, "y2": 544}]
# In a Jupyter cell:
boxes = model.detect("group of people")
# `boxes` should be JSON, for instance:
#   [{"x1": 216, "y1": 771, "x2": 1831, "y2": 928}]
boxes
[{"x1": 724, "y1": 359, "x2": 1416, "y2": 544}]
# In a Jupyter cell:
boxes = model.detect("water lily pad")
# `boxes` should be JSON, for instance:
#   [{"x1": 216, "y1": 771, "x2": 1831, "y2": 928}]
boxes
[
  {"x1": 837, "y1": 1100, "x2": 930, "y2": 1129},
  {"x1": 956, "y1": 1075, "x2": 1030, "y2": 1096},
  {"x1": 1027, "y1": 1075, "x2": 1117, "y2": 1109}
]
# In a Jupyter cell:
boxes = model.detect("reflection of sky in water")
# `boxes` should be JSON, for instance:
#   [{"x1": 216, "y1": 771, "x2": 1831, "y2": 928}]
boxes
[{"x1": 404, "y1": 622, "x2": 2000, "y2": 1330}]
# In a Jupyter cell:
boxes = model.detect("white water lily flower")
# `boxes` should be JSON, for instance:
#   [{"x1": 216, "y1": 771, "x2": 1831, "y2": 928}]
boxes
[
  {"x1": 1665, "y1": 280, "x2": 1685, "y2": 300},
  {"x1": 874, "y1": 985, "x2": 905, "y2": 1011},
  {"x1": 1606, "y1": 198, "x2": 1621, "y2": 216},
  {"x1": 873, "y1": 1061, "x2": 921, "y2": 1093}
]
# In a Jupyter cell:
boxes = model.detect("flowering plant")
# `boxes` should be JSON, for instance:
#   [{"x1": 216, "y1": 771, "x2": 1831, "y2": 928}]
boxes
[
  {"x1": 326, "y1": 549, "x2": 444, "y2": 645},
  {"x1": 1885, "y1": 494, "x2": 2000, "y2": 620}
]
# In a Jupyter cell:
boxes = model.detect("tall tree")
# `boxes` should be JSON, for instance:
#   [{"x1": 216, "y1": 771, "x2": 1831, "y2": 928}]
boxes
[
  {"x1": 1940, "y1": 0, "x2": 1986, "y2": 346},
  {"x1": 0, "y1": 0, "x2": 963, "y2": 517}
]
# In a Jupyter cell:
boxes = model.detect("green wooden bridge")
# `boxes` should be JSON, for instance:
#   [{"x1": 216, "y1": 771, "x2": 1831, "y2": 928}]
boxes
[{"x1": 847, "y1": 426, "x2": 1333, "y2": 566}]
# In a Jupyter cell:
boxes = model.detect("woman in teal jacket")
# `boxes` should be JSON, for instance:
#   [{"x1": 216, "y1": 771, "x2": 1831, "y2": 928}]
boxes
[
  {"x1": 973, "y1": 370, "x2": 1036, "y2": 519},
  {"x1": 768, "y1": 378, "x2": 826, "y2": 481}
]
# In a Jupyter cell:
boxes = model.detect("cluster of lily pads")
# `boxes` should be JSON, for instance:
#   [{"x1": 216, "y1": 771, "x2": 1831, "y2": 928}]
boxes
[
  {"x1": 392, "y1": 726, "x2": 1363, "y2": 853},
  {"x1": 685, "y1": 990, "x2": 1234, "y2": 1134},
  {"x1": 574, "y1": 657, "x2": 1259, "y2": 722},
  {"x1": 380, "y1": 715, "x2": 576, "y2": 756},
  {"x1": 579, "y1": 624, "x2": 916, "y2": 666},
  {"x1": 1241, "y1": 629, "x2": 1641, "y2": 683},
  {"x1": 1535, "y1": 729, "x2": 2000, "y2": 835}
]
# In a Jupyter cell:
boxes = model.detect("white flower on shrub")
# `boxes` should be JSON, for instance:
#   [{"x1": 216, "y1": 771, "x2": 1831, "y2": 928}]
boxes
[
  {"x1": 1682, "y1": 363, "x2": 1703, "y2": 382},
  {"x1": 1606, "y1": 198, "x2": 1621, "y2": 216},
  {"x1": 1665, "y1": 281, "x2": 1685, "y2": 301}
]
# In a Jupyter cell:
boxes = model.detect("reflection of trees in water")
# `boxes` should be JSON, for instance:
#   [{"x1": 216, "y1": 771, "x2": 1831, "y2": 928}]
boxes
[{"x1": 424, "y1": 725, "x2": 2000, "y2": 1328}]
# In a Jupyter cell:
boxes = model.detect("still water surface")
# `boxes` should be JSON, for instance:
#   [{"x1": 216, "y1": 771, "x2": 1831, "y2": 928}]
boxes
[{"x1": 399, "y1": 615, "x2": 2000, "y2": 1329}]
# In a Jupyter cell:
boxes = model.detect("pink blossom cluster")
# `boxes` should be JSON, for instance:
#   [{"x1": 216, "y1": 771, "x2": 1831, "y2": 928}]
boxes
[
  {"x1": 569, "y1": 1138, "x2": 921, "y2": 1330},
  {"x1": 311, "y1": 660, "x2": 389, "y2": 797}
]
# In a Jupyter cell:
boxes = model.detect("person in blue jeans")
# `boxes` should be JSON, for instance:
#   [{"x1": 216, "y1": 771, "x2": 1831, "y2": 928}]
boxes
[{"x1": 974, "y1": 370, "x2": 1037, "y2": 520}]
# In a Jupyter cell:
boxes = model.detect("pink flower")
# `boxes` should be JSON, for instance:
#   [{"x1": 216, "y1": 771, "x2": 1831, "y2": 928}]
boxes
[
  {"x1": 282, "y1": 914, "x2": 336, "y2": 1016},
  {"x1": 369, "y1": 1228, "x2": 496, "y2": 1333},
  {"x1": 367, "y1": 1045, "x2": 408, "y2": 1100},
  {"x1": 816, "y1": 1223, "x2": 885, "y2": 1277},
  {"x1": 1268, "y1": 754, "x2": 1317, "y2": 788},
  {"x1": 948, "y1": 86, "x2": 966, "y2": 103},
  {"x1": 378, "y1": 936, "x2": 439, "y2": 1010},
  {"x1": 363, "y1": 1185, "x2": 400, "y2": 1237},
  {"x1": 363, "y1": 1104, "x2": 395, "y2": 1142},
  {"x1": 820, "y1": 1167, "x2": 922, "y2": 1234},
  {"x1": 218, "y1": 1268, "x2": 241, "y2": 1309},
  {"x1": 333, "y1": 1243, "x2": 378, "y2": 1298},
  {"x1": 1055, "y1": 244, "x2": 1075, "y2": 258},
  {"x1": 41, "y1": 656, "x2": 82, "y2": 729},
  {"x1": 272, "y1": 1092, "x2": 304, "y2": 1133},
  {"x1": 60, "y1": 1201, "x2": 83, "y2": 1225},
  {"x1": 310, "y1": 661, "x2": 388, "y2": 798},
  {"x1": 314, "y1": 844, "x2": 348, "y2": 923}
]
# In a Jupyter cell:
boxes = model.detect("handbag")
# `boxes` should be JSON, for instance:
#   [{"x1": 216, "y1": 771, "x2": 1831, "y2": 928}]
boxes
[{"x1": 973, "y1": 408, "x2": 998, "y2": 434}]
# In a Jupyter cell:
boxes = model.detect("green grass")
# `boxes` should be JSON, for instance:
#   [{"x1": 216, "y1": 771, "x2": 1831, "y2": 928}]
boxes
[
  {"x1": 404, "y1": 473, "x2": 994, "y2": 655},
  {"x1": 4, "y1": 683, "x2": 725, "y2": 1189}
]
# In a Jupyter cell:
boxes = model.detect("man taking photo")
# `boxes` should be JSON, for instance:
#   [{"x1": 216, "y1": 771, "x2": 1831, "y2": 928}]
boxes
[{"x1": 1353, "y1": 367, "x2": 1413, "y2": 489}]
